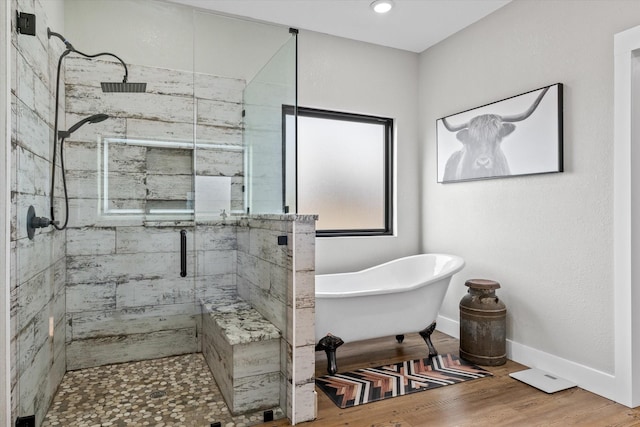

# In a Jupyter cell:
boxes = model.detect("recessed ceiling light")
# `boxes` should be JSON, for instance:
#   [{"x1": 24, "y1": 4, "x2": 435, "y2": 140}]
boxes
[{"x1": 371, "y1": 0, "x2": 394, "y2": 14}]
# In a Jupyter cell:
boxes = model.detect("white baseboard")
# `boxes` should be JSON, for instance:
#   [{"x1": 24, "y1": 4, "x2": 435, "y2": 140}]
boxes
[
  {"x1": 436, "y1": 315, "x2": 617, "y2": 403},
  {"x1": 435, "y1": 314, "x2": 459, "y2": 339}
]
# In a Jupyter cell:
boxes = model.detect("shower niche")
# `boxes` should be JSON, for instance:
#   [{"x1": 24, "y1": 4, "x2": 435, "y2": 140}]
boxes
[{"x1": 98, "y1": 137, "x2": 241, "y2": 219}]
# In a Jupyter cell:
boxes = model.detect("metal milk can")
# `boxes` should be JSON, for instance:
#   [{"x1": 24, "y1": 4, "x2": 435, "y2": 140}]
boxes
[{"x1": 459, "y1": 279, "x2": 507, "y2": 366}]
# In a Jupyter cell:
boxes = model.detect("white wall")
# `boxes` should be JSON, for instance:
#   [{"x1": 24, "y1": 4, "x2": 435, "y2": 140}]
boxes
[
  {"x1": 419, "y1": 0, "x2": 640, "y2": 387},
  {"x1": 298, "y1": 31, "x2": 421, "y2": 274},
  {"x1": 193, "y1": 9, "x2": 290, "y2": 82},
  {"x1": 64, "y1": 0, "x2": 289, "y2": 81},
  {"x1": 66, "y1": 0, "x2": 194, "y2": 73},
  {"x1": 43, "y1": 0, "x2": 65, "y2": 34}
]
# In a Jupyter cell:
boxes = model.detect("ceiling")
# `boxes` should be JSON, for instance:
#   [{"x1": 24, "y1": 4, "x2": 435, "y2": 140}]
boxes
[{"x1": 165, "y1": 0, "x2": 511, "y2": 53}]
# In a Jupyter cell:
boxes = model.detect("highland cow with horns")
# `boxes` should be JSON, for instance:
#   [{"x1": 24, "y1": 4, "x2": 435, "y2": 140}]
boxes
[{"x1": 441, "y1": 87, "x2": 549, "y2": 181}]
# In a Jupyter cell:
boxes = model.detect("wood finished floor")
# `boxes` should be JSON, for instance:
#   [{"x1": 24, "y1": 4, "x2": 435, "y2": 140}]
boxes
[{"x1": 259, "y1": 331, "x2": 640, "y2": 427}]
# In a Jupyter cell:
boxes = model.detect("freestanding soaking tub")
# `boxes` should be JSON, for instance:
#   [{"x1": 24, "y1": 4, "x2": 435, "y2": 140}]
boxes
[{"x1": 315, "y1": 253, "x2": 465, "y2": 374}]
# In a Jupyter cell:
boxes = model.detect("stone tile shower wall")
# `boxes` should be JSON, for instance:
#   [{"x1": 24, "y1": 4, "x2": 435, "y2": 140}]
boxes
[
  {"x1": 291, "y1": 218, "x2": 317, "y2": 423},
  {"x1": 63, "y1": 58, "x2": 245, "y2": 368},
  {"x1": 10, "y1": 0, "x2": 67, "y2": 423},
  {"x1": 236, "y1": 215, "x2": 316, "y2": 423}
]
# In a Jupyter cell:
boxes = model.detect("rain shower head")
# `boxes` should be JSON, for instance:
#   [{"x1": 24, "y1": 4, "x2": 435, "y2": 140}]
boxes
[
  {"x1": 58, "y1": 114, "x2": 110, "y2": 139},
  {"x1": 101, "y1": 82, "x2": 147, "y2": 93},
  {"x1": 48, "y1": 27, "x2": 148, "y2": 94}
]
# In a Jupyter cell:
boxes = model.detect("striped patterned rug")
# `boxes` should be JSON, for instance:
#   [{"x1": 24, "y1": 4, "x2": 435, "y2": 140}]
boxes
[{"x1": 316, "y1": 353, "x2": 492, "y2": 408}]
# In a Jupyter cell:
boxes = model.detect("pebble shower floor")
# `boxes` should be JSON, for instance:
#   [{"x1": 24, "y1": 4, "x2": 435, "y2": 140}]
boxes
[{"x1": 42, "y1": 353, "x2": 281, "y2": 427}]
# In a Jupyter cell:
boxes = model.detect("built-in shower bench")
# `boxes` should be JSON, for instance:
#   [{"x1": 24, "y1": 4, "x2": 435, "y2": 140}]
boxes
[{"x1": 200, "y1": 293, "x2": 281, "y2": 415}]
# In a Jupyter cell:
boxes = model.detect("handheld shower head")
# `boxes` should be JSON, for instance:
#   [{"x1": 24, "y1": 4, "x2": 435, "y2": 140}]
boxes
[
  {"x1": 58, "y1": 114, "x2": 109, "y2": 139},
  {"x1": 85, "y1": 113, "x2": 109, "y2": 123},
  {"x1": 50, "y1": 113, "x2": 110, "y2": 232}
]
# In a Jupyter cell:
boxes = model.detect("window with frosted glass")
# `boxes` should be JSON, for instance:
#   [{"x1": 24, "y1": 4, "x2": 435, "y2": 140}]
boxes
[{"x1": 286, "y1": 107, "x2": 393, "y2": 236}]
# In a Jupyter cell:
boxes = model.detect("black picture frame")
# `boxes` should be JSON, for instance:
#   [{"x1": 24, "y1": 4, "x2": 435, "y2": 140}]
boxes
[{"x1": 436, "y1": 83, "x2": 563, "y2": 183}]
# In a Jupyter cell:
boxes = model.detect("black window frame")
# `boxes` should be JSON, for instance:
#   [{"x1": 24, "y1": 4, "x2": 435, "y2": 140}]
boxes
[{"x1": 284, "y1": 105, "x2": 394, "y2": 237}]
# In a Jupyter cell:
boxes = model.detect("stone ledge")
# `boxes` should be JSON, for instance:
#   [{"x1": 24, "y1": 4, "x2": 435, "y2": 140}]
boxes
[
  {"x1": 201, "y1": 294, "x2": 281, "y2": 345},
  {"x1": 200, "y1": 292, "x2": 281, "y2": 415}
]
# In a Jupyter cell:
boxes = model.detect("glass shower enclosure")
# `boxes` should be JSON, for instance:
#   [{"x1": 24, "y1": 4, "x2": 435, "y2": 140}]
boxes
[
  {"x1": 244, "y1": 32, "x2": 298, "y2": 214},
  {"x1": 10, "y1": 1, "x2": 299, "y2": 424}
]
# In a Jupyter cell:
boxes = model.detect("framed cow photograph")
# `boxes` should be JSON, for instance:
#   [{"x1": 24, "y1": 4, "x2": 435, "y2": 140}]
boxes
[{"x1": 436, "y1": 83, "x2": 563, "y2": 183}]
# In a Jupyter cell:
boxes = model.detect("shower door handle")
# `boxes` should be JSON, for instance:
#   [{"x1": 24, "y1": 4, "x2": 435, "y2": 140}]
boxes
[{"x1": 180, "y1": 230, "x2": 187, "y2": 277}]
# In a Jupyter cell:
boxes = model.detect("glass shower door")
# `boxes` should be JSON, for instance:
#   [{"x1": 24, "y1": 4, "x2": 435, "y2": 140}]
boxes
[
  {"x1": 192, "y1": 10, "x2": 297, "y2": 425},
  {"x1": 12, "y1": 19, "x2": 199, "y2": 426},
  {"x1": 244, "y1": 33, "x2": 297, "y2": 214}
]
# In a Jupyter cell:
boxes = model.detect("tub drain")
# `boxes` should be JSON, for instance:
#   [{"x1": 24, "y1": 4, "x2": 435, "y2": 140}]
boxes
[{"x1": 149, "y1": 390, "x2": 166, "y2": 399}]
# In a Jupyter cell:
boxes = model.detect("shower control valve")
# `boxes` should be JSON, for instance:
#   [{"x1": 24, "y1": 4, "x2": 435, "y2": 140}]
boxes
[
  {"x1": 26, "y1": 205, "x2": 53, "y2": 240},
  {"x1": 30, "y1": 216, "x2": 51, "y2": 228}
]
